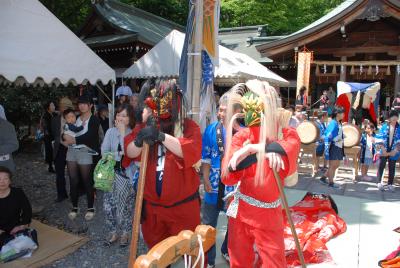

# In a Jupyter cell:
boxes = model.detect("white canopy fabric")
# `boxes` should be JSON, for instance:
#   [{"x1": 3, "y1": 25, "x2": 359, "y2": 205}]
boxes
[
  {"x1": 123, "y1": 30, "x2": 288, "y2": 86},
  {"x1": 0, "y1": 0, "x2": 115, "y2": 86}
]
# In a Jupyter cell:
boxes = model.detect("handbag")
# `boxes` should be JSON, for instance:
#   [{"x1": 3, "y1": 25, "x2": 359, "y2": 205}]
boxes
[{"x1": 94, "y1": 152, "x2": 116, "y2": 192}]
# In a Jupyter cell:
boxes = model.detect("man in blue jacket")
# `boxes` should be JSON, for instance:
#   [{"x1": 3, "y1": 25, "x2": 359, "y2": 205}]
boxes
[{"x1": 201, "y1": 93, "x2": 242, "y2": 267}]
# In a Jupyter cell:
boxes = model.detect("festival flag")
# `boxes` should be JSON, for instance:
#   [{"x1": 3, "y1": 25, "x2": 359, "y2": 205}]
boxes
[
  {"x1": 178, "y1": 1, "x2": 195, "y2": 96},
  {"x1": 179, "y1": 0, "x2": 220, "y2": 131},
  {"x1": 336, "y1": 81, "x2": 380, "y2": 124},
  {"x1": 200, "y1": 0, "x2": 220, "y2": 130}
]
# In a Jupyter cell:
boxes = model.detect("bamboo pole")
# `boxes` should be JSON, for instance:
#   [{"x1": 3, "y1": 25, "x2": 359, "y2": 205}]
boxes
[
  {"x1": 272, "y1": 169, "x2": 307, "y2": 268},
  {"x1": 191, "y1": 0, "x2": 203, "y2": 125},
  {"x1": 128, "y1": 143, "x2": 150, "y2": 268}
]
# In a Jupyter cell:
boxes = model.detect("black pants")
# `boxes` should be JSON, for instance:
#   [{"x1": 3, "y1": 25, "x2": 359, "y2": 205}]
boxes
[
  {"x1": 54, "y1": 145, "x2": 68, "y2": 198},
  {"x1": 377, "y1": 156, "x2": 396, "y2": 185},
  {"x1": 67, "y1": 162, "x2": 94, "y2": 209},
  {"x1": 43, "y1": 135, "x2": 53, "y2": 167}
]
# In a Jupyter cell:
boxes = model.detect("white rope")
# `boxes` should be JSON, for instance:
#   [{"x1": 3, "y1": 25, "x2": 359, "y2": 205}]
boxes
[
  {"x1": 191, "y1": 234, "x2": 205, "y2": 268},
  {"x1": 183, "y1": 234, "x2": 205, "y2": 268},
  {"x1": 184, "y1": 254, "x2": 189, "y2": 268}
]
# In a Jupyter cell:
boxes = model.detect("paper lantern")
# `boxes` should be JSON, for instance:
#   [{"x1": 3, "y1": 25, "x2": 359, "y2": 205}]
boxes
[
  {"x1": 375, "y1": 65, "x2": 379, "y2": 75},
  {"x1": 332, "y1": 65, "x2": 337, "y2": 74},
  {"x1": 367, "y1": 66, "x2": 372, "y2": 75}
]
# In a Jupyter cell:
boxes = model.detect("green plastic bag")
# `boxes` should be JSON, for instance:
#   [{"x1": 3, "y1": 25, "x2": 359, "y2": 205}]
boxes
[{"x1": 94, "y1": 152, "x2": 116, "y2": 192}]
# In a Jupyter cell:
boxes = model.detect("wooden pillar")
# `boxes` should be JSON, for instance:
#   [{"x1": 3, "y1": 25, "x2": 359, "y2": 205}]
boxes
[
  {"x1": 395, "y1": 55, "x2": 400, "y2": 96},
  {"x1": 340, "y1": 56, "x2": 347, "y2": 81}
]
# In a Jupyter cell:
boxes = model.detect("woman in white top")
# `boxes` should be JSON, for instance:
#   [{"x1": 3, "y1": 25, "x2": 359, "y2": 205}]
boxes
[{"x1": 101, "y1": 104, "x2": 135, "y2": 247}]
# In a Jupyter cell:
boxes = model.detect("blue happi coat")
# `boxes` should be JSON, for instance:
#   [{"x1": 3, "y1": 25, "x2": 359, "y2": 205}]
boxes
[
  {"x1": 201, "y1": 121, "x2": 234, "y2": 205},
  {"x1": 315, "y1": 120, "x2": 326, "y2": 154},
  {"x1": 359, "y1": 132, "x2": 376, "y2": 164},
  {"x1": 375, "y1": 122, "x2": 400, "y2": 160},
  {"x1": 324, "y1": 119, "x2": 343, "y2": 160}
]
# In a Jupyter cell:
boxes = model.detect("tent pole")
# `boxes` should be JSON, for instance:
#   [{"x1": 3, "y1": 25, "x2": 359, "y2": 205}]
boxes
[
  {"x1": 95, "y1": 83, "x2": 112, "y2": 103},
  {"x1": 191, "y1": 0, "x2": 203, "y2": 125},
  {"x1": 112, "y1": 81, "x2": 115, "y2": 119}
]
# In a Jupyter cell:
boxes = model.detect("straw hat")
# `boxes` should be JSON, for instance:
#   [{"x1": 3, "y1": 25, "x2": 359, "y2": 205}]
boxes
[{"x1": 59, "y1": 97, "x2": 74, "y2": 109}]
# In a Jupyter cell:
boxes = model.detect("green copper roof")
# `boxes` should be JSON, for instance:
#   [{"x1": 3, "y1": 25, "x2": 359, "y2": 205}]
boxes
[
  {"x1": 92, "y1": 0, "x2": 184, "y2": 46},
  {"x1": 219, "y1": 25, "x2": 282, "y2": 63}
]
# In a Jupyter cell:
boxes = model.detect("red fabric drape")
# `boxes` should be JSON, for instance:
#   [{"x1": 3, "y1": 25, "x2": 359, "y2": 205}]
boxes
[{"x1": 283, "y1": 194, "x2": 347, "y2": 267}]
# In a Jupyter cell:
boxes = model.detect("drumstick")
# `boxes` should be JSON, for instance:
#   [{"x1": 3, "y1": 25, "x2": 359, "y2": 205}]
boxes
[
  {"x1": 272, "y1": 169, "x2": 307, "y2": 268},
  {"x1": 129, "y1": 143, "x2": 150, "y2": 268}
]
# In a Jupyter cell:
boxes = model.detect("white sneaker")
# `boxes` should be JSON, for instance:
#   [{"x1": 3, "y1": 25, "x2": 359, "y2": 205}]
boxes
[
  {"x1": 388, "y1": 185, "x2": 395, "y2": 192},
  {"x1": 207, "y1": 265, "x2": 215, "y2": 268},
  {"x1": 378, "y1": 183, "x2": 385, "y2": 191},
  {"x1": 221, "y1": 252, "x2": 230, "y2": 262},
  {"x1": 85, "y1": 208, "x2": 95, "y2": 221},
  {"x1": 68, "y1": 208, "x2": 78, "y2": 220}
]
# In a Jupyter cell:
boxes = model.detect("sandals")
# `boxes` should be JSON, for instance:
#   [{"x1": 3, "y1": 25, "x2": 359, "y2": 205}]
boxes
[
  {"x1": 84, "y1": 208, "x2": 95, "y2": 221},
  {"x1": 68, "y1": 207, "x2": 79, "y2": 220},
  {"x1": 104, "y1": 233, "x2": 119, "y2": 247},
  {"x1": 119, "y1": 233, "x2": 129, "y2": 248}
]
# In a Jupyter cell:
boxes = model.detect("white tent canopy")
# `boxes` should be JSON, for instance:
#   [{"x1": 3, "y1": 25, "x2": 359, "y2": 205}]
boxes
[
  {"x1": 0, "y1": 0, "x2": 115, "y2": 86},
  {"x1": 123, "y1": 30, "x2": 288, "y2": 86}
]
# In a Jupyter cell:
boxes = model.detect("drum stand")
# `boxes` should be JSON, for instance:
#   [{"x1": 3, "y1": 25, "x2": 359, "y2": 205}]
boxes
[
  {"x1": 335, "y1": 146, "x2": 361, "y2": 182},
  {"x1": 298, "y1": 143, "x2": 318, "y2": 177}
]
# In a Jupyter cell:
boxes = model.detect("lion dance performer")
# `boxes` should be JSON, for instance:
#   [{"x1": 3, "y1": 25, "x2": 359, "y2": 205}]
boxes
[
  {"x1": 124, "y1": 79, "x2": 201, "y2": 248},
  {"x1": 222, "y1": 80, "x2": 300, "y2": 268}
]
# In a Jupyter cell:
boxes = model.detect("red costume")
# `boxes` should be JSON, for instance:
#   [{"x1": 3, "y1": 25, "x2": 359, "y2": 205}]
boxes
[
  {"x1": 124, "y1": 118, "x2": 201, "y2": 248},
  {"x1": 223, "y1": 126, "x2": 300, "y2": 268}
]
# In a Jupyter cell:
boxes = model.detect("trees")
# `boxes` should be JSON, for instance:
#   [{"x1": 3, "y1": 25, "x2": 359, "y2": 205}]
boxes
[
  {"x1": 39, "y1": 0, "x2": 344, "y2": 35},
  {"x1": 220, "y1": 0, "x2": 344, "y2": 35}
]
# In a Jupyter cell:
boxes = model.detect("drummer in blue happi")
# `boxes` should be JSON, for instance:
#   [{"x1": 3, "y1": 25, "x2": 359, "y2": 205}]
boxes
[
  {"x1": 315, "y1": 111, "x2": 328, "y2": 171},
  {"x1": 375, "y1": 110, "x2": 400, "y2": 192},
  {"x1": 320, "y1": 106, "x2": 345, "y2": 188},
  {"x1": 201, "y1": 93, "x2": 242, "y2": 267}
]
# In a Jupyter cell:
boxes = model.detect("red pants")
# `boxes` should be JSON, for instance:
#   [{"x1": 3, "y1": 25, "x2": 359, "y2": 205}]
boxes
[
  {"x1": 228, "y1": 218, "x2": 286, "y2": 268},
  {"x1": 141, "y1": 199, "x2": 200, "y2": 248}
]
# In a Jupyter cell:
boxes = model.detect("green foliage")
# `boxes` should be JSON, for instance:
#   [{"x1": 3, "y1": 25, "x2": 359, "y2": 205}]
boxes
[
  {"x1": 220, "y1": 0, "x2": 344, "y2": 35},
  {"x1": 0, "y1": 85, "x2": 75, "y2": 130},
  {"x1": 39, "y1": 0, "x2": 344, "y2": 35},
  {"x1": 39, "y1": 0, "x2": 91, "y2": 32}
]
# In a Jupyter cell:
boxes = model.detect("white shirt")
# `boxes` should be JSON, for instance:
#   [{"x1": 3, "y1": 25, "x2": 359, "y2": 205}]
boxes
[{"x1": 365, "y1": 135, "x2": 373, "y2": 158}]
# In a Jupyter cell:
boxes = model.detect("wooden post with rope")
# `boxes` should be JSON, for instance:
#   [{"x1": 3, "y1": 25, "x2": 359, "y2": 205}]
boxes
[
  {"x1": 128, "y1": 143, "x2": 150, "y2": 268},
  {"x1": 273, "y1": 169, "x2": 307, "y2": 268}
]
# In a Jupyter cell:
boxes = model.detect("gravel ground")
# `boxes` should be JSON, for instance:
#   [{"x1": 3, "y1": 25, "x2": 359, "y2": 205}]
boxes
[{"x1": 12, "y1": 143, "x2": 148, "y2": 268}]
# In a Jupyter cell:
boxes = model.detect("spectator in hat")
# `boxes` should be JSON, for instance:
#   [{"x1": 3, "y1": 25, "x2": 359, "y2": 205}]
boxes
[
  {"x1": 116, "y1": 81, "x2": 133, "y2": 106},
  {"x1": 51, "y1": 97, "x2": 74, "y2": 203},
  {"x1": 63, "y1": 95, "x2": 100, "y2": 221}
]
